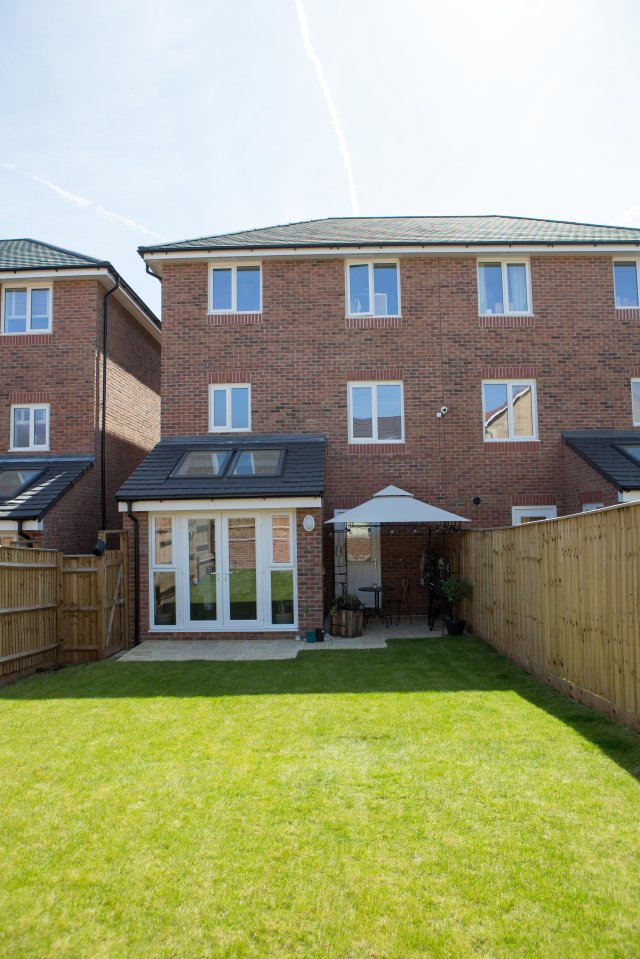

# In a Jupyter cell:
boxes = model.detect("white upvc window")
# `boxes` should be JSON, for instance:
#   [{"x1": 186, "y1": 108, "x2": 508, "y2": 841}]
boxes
[
  {"x1": 348, "y1": 381, "x2": 404, "y2": 443},
  {"x1": 10, "y1": 404, "x2": 50, "y2": 450},
  {"x1": 477, "y1": 260, "x2": 532, "y2": 315},
  {"x1": 209, "y1": 263, "x2": 261, "y2": 313},
  {"x1": 208, "y1": 384, "x2": 251, "y2": 432},
  {"x1": 346, "y1": 261, "x2": 400, "y2": 316},
  {"x1": 614, "y1": 260, "x2": 640, "y2": 308},
  {"x1": 581, "y1": 502, "x2": 604, "y2": 512},
  {"x1": 2, "y1": 285, "x2": 52, "y2": 333},
  {"x1": 482, "y1": 380, "x2": 538, "y2": 442},
  {"x1": 512, "y1": 505, "x2": 557, "y2": 525},
  {"x1": 631, "y1": 379, "x2": 640, "y2": 426}
]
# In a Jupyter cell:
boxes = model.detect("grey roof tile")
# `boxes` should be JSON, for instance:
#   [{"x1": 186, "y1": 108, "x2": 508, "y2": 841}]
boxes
[
  {"x1": 0, "y1": 456, "x2": 94, "y2": 519},
  {"x1": 140, "y1": 216, "x2": 640, "y2": 254},
  {"x1": 0, "y1": 238, "x2": 106, "y2": 271},
  {"x1": 563, "y1": 430, "x2": 640, "y2": 490},
  {"x1": 117, "y1": 434, "x2": 326, "y2": 501}
]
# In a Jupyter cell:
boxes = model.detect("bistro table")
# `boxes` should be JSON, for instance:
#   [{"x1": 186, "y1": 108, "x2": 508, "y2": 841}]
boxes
[{"x1": 358, "y1": 585, "x2": 392, "y2": 621}]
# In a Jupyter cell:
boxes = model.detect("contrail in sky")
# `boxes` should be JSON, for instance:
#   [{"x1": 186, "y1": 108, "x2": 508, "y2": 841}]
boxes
[{"x1": 294, "y1": 0, "x2": 359, "y2": 215}]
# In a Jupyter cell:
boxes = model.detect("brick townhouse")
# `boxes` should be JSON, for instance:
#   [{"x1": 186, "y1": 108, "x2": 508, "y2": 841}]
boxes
[
  {"x1": 0, "y1": 239, "x2": 161, "y2": 552},
  {"x1": 117, "y1": 216, "x2": 640, "y2": 641}
]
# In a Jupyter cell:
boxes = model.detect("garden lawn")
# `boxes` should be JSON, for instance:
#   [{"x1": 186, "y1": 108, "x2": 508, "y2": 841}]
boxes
[{"x1": 1, "y1": 636, "x2": 640, "y2": 959}]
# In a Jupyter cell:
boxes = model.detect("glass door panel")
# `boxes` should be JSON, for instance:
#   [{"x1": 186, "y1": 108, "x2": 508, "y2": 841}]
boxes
[
  {"x1": 227, "y1": 517, "x2": 257, "y2": 621},
  {"x1": 188, "y1": 518, "x2": 218, "y2": 622}
]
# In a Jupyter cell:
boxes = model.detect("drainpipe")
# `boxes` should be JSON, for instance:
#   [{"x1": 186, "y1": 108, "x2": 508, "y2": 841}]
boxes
[
  {"x1": 17, "y1": 520, "x2": 34, "y2": 547},
  {"x1": 101, "y1": 274, "x2": 120, "y2": 531},
  {"x1": 145, "y1": 262, "x2": 162, "y2": 285},
  {"x1": 126, "y1": 502, "x2": 140, "y2": 646}
]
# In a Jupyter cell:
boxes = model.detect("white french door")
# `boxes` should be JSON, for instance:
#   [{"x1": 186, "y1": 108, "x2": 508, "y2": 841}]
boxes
[{"x1": 333, "y1": 512, "x2": 381, "y2": 599}]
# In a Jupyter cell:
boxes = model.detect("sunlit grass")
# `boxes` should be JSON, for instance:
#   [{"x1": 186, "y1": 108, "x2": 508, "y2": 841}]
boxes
[{"x1": 1, "y1": 637, "x2": 639, "y2": 958}]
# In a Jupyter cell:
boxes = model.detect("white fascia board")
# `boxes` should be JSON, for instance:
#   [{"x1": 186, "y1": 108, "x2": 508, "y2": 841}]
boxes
[
  {"x1": 620, "y1": 490, "x2": 640, "y2": 502},
  {"x1": 119, "y1": 496, "x2": 322, "y2": 512},
  {"x1": 0, "y1": 519, "x2": 43, "y2": 531},
  {"x1": 142, "y1": 243, "x2": 640, "y2": 265}
]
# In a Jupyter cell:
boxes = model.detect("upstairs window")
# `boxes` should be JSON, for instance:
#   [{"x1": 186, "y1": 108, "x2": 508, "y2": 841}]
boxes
[
  {"x1": 614, "y1": 261, "x2": 639, "y2": 308},
  {"x1": 632, "y1": 379, "x2": 640, "y2": 426},
  {"x1": 210, "y1": 264, "x2": 261, "y2": 313},
  {"x1": 348, "y1": 382, "x2": 404, "y2": 443},
  {"x1": 346, "y1": 262, "x2": 400, "y2": 316},
  {"x1": 10, "y1": 404, "x2": 50, "y2": 450},
  {"x1": 482, "y1": 381, "x2": 537, "y2": 441},
  {"x1": 2, "y1": 286, "x2": 51, "y2": 333},
  {"x1": 478, "y1": 261, "x2": 531, "y2": 315},
  {"x1": 209, "y1": 384, "x2": 251, "y2": 432}
]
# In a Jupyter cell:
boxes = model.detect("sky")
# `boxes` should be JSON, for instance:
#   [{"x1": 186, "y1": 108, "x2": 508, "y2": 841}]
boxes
[{"x1": 2, "y1": 0, "x2": 640, "y2": 316}]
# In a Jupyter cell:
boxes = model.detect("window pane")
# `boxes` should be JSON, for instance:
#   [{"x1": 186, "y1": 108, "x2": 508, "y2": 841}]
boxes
[
  {"x1": 483, "y1": 383, "x2": 509, "y2": 439},
  {"x1": 30, "y1": 289, "x2": 50, "y2": 330},
  {"x1": 4, "y1": 289, "x2": 27, "y2": 333},
  {"x1": 351, "y1": 386, "x2": 373, "y2": 438},
  {"x1": 228, "y1": 518, "x2": 257, "y2": 620},
  {"x1": 632, "y1": 381, "x2": 640, "y2": 424},
  {"x1": 620, "y1": 445, "x2": 640, "y2": 464},
  {"x1": 154, "y1": 517, "x2": 173, "y2": 565},
  {"x1": 230, "y1": 387, "x2": 249, "y2": 429},
  {"x1": 212, "y1": 269, "x2": 232, "y2": 310},
  {"x1": 232, "y1": 450, "x2": 282, "y2": 475},
  {"x1": 189, "y1": 518, "x2": 217, "y2": 621},
  {"x1": 479, "y1": 263, "x2": 504, "y2": 314},
  {"x1": 271, "y1": 569, "x2": 294, "y2": 624},
  {"x1": 0, "y1": 469, "x2": 40, "y2": 498},
  {"x1": 33, "y1": 408, "x2": 48, "y2": 446},
  {"x1": 237, "y1": 267, "x2": 260, "y2": 312},
  {"x1": 507, "y1": 264, "x2": 528, "y2": 312},
  {"x1": 511, "y1": 384, "x2": 534, "y2": 437},
  {"x1": 272, "y1": 515, "x2": 291, "y2": 564},
  {"x1": 349, "y1": 264, "x2": 370, "y2": 314},
  {"x1": 12, "y1": 407, "x2": 31, "y2": 448},
  {"x1": 373, "y1": 264, "x2": 399, "y2": 316},
  {"x1": 212, "y1": 388, "x2": 227, "y2": 428},
  {"x1": 172, "y1": 451, "x2": 229, "y2": 476},
  {"x1": 153, "y1": 571, "x2": 176, "y2": 625},
  {"x1": 376, "y1": 384, "x2": 402, "y2": 440},
  {"x1": 614, "y1": 262, "x2": 639, "y2": 307}
]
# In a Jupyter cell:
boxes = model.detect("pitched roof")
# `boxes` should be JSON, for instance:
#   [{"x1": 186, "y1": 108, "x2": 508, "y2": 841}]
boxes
[
  {"x1": 140, "y1": 215, "x2": 640, "y2": 254},
  {"x1": 0, "y1": 238, "x2": 107, "y2": 271},
  {"x1": 0, "y1": 456, "x2": 94, "y2": 520},
  {"x1": 117, "y1": 434, "x2": 326, "y2": 502},
  {"x1": 563, "y1": 431, "x2": 640, "y2": 490}
]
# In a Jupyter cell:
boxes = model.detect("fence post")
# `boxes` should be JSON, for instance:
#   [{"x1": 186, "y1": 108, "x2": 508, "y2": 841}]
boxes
[
  {"x1": 120, "y1": 529, "x2": 130, "y2": 649},
  {"x1": 96, "y1": 552, "x2": 106, "y2": 660},
  {"x1": 56, "y1": 550, "x2": 65, "y2": 665}
]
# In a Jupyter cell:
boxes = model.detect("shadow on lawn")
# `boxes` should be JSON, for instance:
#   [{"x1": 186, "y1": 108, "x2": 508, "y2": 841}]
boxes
[{"x1": 2, "y1": 637, "x2": 639, "y2": 779}]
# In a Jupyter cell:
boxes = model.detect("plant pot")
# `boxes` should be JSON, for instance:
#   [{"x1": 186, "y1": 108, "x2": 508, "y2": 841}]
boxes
[
  {"x1": 274, "y1": 613, "x2": 292, "y2": 624},
  {"x1": 445, "y1": 619, "x2": 466, "y2": 636},
  {"x1": 305, "y1": 630, "x2": 317, "y2": 643}
]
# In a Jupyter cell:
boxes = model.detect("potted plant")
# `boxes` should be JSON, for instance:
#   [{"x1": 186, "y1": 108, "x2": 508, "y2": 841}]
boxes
[
  {"x1": 440, "y1": 575, "x2": 472, "y2": 635},
  {"x1": 330, "y1": 593, "x2": 363, "y2": 638},
  {"x1": 273, "y1": 599, "x2": 294, "y2": 624}
]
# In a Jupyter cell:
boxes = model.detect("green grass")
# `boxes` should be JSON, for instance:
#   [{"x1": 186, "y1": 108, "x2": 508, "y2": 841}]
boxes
[{"x1": 1, "y1": 637, "x2": 639, "y2": 959}]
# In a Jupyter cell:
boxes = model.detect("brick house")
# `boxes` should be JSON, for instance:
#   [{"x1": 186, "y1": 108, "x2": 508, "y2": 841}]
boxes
[
  {"x1": 0, "y1": 239, "x2": 161, "y2": 552},
  {"x1": 118, "y1": 216, "x2": 640, "y2": 640}
]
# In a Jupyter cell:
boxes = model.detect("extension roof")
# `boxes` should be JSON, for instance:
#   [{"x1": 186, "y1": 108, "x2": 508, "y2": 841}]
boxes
[
  {"x1": 140, "y1": 215, "x2": 640, "y2": 255},
  {"x1": 0, "y1": 456, "x2": 94, "y2": 521},
  {"x1": 563, "y1": 430, "x2": 640, "y2": 491},
  {"x1": 117, "y1": 434, "x2": 326, "y2": 502},
  {"x1": 0, "y1": 238, "x2": 160, "y2": 331}
]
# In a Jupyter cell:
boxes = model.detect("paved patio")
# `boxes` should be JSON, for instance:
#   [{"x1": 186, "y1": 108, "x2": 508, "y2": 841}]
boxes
[{"x1": 117, "y1": 618, "x2": 445, "y2": 662}]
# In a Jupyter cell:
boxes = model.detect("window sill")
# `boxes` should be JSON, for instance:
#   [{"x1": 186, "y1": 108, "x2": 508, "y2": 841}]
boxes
[
  {"x1": 208, "y1": 312, "x2": 262, "y2": 327},
  {"x1": 484, "y1": 440, "x2": 540, "y2": 452},
  {"x1": 8, "y1": 448, "x2": 50, "y2": 453},
  {"x1": 345, "y1": 315, "x2": 403, "y2": 329},
  {"x1": 479, "y1": 314, "x2": 534, "y2": 328},
  {"x1": 0, "y1": 332, "x2": 52, "y2": 343},
  {"x1": 348, "y1": 442, "x2": 406, "y2": 455}
]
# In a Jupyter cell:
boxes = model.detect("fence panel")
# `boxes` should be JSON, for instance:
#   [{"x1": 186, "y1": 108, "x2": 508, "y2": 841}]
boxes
[
  {"x1": 460, "y1": 503, "x2": 640, "y2": 731},
  {"x1": 0, "y1": 546, "x2": 62, "y2": 680}
]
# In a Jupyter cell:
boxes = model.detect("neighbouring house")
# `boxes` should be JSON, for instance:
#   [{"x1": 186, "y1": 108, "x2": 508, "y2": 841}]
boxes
[
  {"x1": 118, "y1": 215, "x2": 640, "y2": 640},
  {"x1": 0, "y1": 239, "x2": 161, "y2": 552}
]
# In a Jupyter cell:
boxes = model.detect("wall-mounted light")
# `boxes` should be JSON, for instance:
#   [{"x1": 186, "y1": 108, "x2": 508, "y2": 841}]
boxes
[
  {"x1": 472, "y1": 496, "x2": 482, "y2": 506},
  {"x1": 302, "y1": 515, "x2": 316, "y2": 532}
]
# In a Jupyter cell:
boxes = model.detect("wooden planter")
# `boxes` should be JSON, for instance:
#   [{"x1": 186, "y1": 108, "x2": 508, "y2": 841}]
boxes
[{"x1": 331, "y1": 609, "x2": 363, "y2": 638}]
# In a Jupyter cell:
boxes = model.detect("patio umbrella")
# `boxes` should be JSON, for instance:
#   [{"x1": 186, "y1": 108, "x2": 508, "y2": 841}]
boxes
[{"x1": 325, "y1": 485, "x2": 469, "y2": 525}]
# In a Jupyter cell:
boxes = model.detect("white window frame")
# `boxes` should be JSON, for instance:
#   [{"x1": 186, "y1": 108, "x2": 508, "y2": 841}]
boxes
[
  {"x1": 581, "y1": 502, "x2": 604, "y2": 512},
  {"x1": 345, "y1": 260, "x2": 401, "y2": 317},
  {"x1": 347, "y1": 381, "x2": 405, "y2": 444},
  {"x1": 631, "y1": 379, "x2": 640, "y2": 426},
  {"x1": 10, "y1": 403, "x2": 50, "y2": 451},
  {"x1": 512, "y1": 505, "x2": 557, "y2": 525},
  {"x1": 208, "y1": 384, "x2": 251, "y2": 433},
  {"x1": 477, "y1": 258, "x2": 532, "y2": 316},
  {"x1": 613, "y1": 259, "x2": 640, "y2": 309},
  {"x1": 209, "y1": 262, "x2": 262, "y2": 314},
  {"x1": 1, "y1": 284, "x2": 52, "y2": 334},
  {"x1": 482, "y1": 379, "x2": 538, "y2": 443}
]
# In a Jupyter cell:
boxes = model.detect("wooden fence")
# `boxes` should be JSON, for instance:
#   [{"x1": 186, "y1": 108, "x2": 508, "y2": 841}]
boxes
[
  {"x1": 459, "y1": 503, "x2": 640, "y2": 731},
  {"x1": 0, "y1": 532, "x2": 128, "y2": 681}
]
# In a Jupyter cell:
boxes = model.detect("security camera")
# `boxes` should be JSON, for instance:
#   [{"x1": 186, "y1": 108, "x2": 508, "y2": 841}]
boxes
[{"x1": 440, "y1": 406, "x2": 448, "y2": 415}]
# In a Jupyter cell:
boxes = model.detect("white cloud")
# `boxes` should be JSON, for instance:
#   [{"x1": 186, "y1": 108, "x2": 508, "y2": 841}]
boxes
[
  {"x1": 30, "y1": 174, "x2": 92, "y2": 208},
  {"x1": 95, "y1": 206, "x2": 164, "y2": 241},
  {"x1": 294, "y1": 0, "x2": 359, "y2": 215}
]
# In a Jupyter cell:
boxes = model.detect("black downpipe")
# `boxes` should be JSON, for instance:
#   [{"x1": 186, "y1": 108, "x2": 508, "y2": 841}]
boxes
[
  {"x1": 126, "y1": 502, "x2": 140, "y2": 646},
  {"x1": 101, "y1": 275, "x2": 120, "y2": 531},
  {"x1": 17, "y1": 520, "x2": 34, "y2": 547},
  {"x1": 145, "y1": 262, "x2": 162, "y2": 284}
]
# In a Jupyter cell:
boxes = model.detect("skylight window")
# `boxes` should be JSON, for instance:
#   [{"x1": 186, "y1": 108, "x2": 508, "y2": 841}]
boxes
[
  {"x1": 0, "y1": 468, "x2": 42, "y2": 499},
  {"x1": 171, "y1": 451, "x2": 231, "y2": 477},
  {"x1": 231, "y1": 450, "x2": 283, "y2": 476},
  {"x1": 618, "y1": 445, "x2": 640, "y2": 465}
]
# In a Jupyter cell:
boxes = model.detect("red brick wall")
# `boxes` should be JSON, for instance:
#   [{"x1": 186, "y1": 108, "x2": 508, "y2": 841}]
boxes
[{"x1": 561, "y1": 445, "x2": 619, "y2": 515}]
